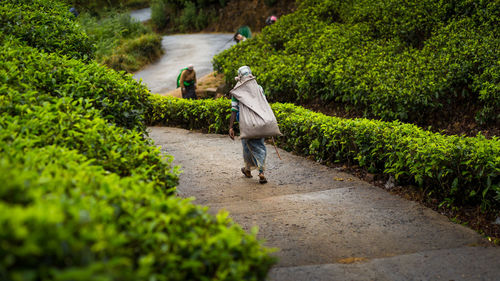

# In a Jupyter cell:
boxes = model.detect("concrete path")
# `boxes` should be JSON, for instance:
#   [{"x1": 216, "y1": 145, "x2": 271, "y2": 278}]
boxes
[
  {"x1": 148, "y1": 127, "x2": 500, "y2": 281},
  {"x1": 133, "y1": 33, "x2": 235, "y2": 94},
  {"x1": 130, "y1": 7, "x2": 151, "y2": 22}
]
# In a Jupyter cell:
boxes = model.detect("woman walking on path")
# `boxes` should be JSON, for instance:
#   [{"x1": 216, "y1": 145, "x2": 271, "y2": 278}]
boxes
[{"x1": 229, "y1": 66, "x2": 281, "y2": 184}]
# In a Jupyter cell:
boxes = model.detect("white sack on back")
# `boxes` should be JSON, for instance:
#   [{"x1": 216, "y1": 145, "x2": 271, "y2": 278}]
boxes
[{"x1": 230, "y1": 75, "x2": 282, "y2": 139}]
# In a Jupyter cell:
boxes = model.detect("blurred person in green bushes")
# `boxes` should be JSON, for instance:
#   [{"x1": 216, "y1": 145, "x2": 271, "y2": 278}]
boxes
[
  {"x1": 179, "y1": 64, "x2": 197, "y2": 99},
  {"x1": 265, "y1": 15, "x2": 277, "y2": 26},
  {"x1": 233, "y1": 25, "x2": 251, "y2": 43},
  {"x1": 69, "y1": 7, "x2": 79, "y2": 17}
]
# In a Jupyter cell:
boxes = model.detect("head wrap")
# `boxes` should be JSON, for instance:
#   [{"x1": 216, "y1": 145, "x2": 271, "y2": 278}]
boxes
[{"x1": 238, "y1": 66, "x2": 251, "y2": 77}]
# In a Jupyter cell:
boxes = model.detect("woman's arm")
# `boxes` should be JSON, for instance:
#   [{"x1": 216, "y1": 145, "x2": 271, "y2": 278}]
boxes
[{"x1": 229, "y1": 111, "x2": 237, "y2": 140}]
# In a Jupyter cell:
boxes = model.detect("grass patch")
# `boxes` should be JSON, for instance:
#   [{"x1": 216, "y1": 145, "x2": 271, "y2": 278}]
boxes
[{"x1": 78, "y1": 11, "x2": 163, "y2": 72}]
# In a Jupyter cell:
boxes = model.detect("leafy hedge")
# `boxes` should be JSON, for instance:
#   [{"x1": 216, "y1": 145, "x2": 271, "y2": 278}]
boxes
[
  {"x1": 0, "y1": 70, "x2": 276, "y2": 281},
  {"x1": 146, "y1": 96, "x2": 500, "y2": 210},
  {"x1": 0, "y1": 0, "x2": 277, "y2": 279},
  {"x1": 147, "y1": 95, "x2": 232, "y2": 132},
  {"x1": 0, "y1": 142, "x2": 274, "y2": 280},
  {"x1": 0, "y1": 42, "x2": 150, "y2": 131},
  {"x1": 0, "y1": 93, "x2": 176, "y2": 192},
  {"x1": 0, "y1": 0, "x2": 94, "y2": 61},
  {"x1": 213, "y1": 0, "x2": 499, "y2": 124}
]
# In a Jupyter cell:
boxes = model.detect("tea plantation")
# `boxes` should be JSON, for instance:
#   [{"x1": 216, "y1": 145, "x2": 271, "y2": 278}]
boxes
[
  {"x1": 153, "y1": 0, "x2": 499, "y2": 237},
  {"x1": 0, "y1": 0, "x2": 275, "y2": 280},
  {"x1": 213, "y1": 0, "x2": 499, "y2": 125},
  {"x1": 1, "y1": 0, "x2": 499, "y2": 279}
]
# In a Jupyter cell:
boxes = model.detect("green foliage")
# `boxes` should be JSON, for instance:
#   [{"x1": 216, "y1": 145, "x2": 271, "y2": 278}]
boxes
[
  {"x1": 146, "y1": 94, "x2": 233, "y2": 133},
  {"x1": 151, "y1": 0, "x2": 169, "y2": 30},
  {"x1": 213, "y1": 0, "x2": 500, "y2": 124},
  {"x1": 180, "y1": 1, "x2": 199, "y2": 31},
  {"x1": 147, "y1": 96, "x2": 500, "y2": 210},
  {"x1": 78, "y1": 11, "x2": 164, "y2": 72},
  {"x1": 0, "y1": 93, "x2": 177, "y2": 192},
  {"x1": 341, "y1": 0, "x2": 447, "y2": 48},
  {"x1": 0, "y1": 144, "x2": 275, "y2": 280},
  {"x1": 151, "y1": 0, "x2": 221, "y2": 32},
  {"x1": 0, "y1": 42, "x2": 151, "y2": 131},
  {"x1": 176, "y1": 1, "x2": 212, "y2": 32},
  {"x1": 0, "y1": 1, "x2": 277, "y2": 278},
  {"x1": 0, "y1": 0, "x2": 95, "y2": 61}
]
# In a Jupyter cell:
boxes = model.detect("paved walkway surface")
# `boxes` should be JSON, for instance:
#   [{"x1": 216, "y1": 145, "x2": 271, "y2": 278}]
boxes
[
  {"x1": 133, "y1": 34, "x2": 234, "y2": 94},
  {"x1": 130, "y1": 7, "x2": 151, "y2": 22},
  {"x1": 149, "y1": 127, "x2": 500, "y2": 281}
]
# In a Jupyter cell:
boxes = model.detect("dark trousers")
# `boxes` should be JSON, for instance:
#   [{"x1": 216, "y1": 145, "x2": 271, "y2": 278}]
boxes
[{"x1": 182, "y1": 84, "x2": 197, "y2": 99}]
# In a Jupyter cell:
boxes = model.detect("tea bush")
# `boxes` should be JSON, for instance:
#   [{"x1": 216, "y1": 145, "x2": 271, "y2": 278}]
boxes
[
  {"x1": 0, "y1": 74, "x2": 276, "y2": 281},
  {"x1": 146, "y1": 96, "x2": 500, "y2": 210},
  {"x1": 147, "y1": 94, "x2": 233, "y2": 133},
  {"x1": 0, "y1": 86, "x2": 177, "y2": 192},
  {"x1": 0, "y1": 42, "x2": 150, "y2": 131},
  {"x1": 78, "y1": 12, "x2": 150, "y2": 57},
  {"x1": 213, "y1": 0, "x2": 500, "y2": 124},
  {"x1": 0, "y1": 1, "x2": 277, "y2": 279},
  {"x1": 0, "y1": 144, "x2": 275, "y2": 280},
  {"x1": 0, "y1": 0, "x2": 94, "y2": 61}
]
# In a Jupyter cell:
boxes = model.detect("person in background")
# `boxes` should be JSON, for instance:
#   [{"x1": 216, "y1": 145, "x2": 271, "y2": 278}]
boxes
[
  {"x1": 179, "y1": 64, "x2": 197, "y2": 99},
  {"x1": 69, "y1": 7, "x2": 79, "y2": 17},
  {"x1": 265, "y1": 15, "x2": 277, "y2": 26},
  {"x1": 234, "y1": 33, "x2": 247, "y2": 43},
  {"x1": 234, "y1": 26, "x2": 252, "y2": 43},
  {"x1": 229, "y1": 66, "x2": 268, "y2": 184}
]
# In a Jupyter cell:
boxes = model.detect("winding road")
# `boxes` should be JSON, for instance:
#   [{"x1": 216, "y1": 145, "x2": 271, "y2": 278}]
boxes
[
  {"x1": 131, "y1": 17, "x2": 500, "y2": 279},
  {"x1": 133, "y1": 33, "x2": 234, "y2": 94}
]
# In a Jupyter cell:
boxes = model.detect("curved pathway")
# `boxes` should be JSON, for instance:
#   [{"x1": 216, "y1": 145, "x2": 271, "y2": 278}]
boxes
[
  {"x1": 130, "y1": 7, "x2": 151, "y2": 22},
  {"x1": 138, "y1": 26, "x2": 500, "y2": 281},
  {"x1": 149, "y1": 127, "x2": 500, "y2": 281},
  {"x1": 133, "y1": 33, "x2": 234, "y2": 94}
]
